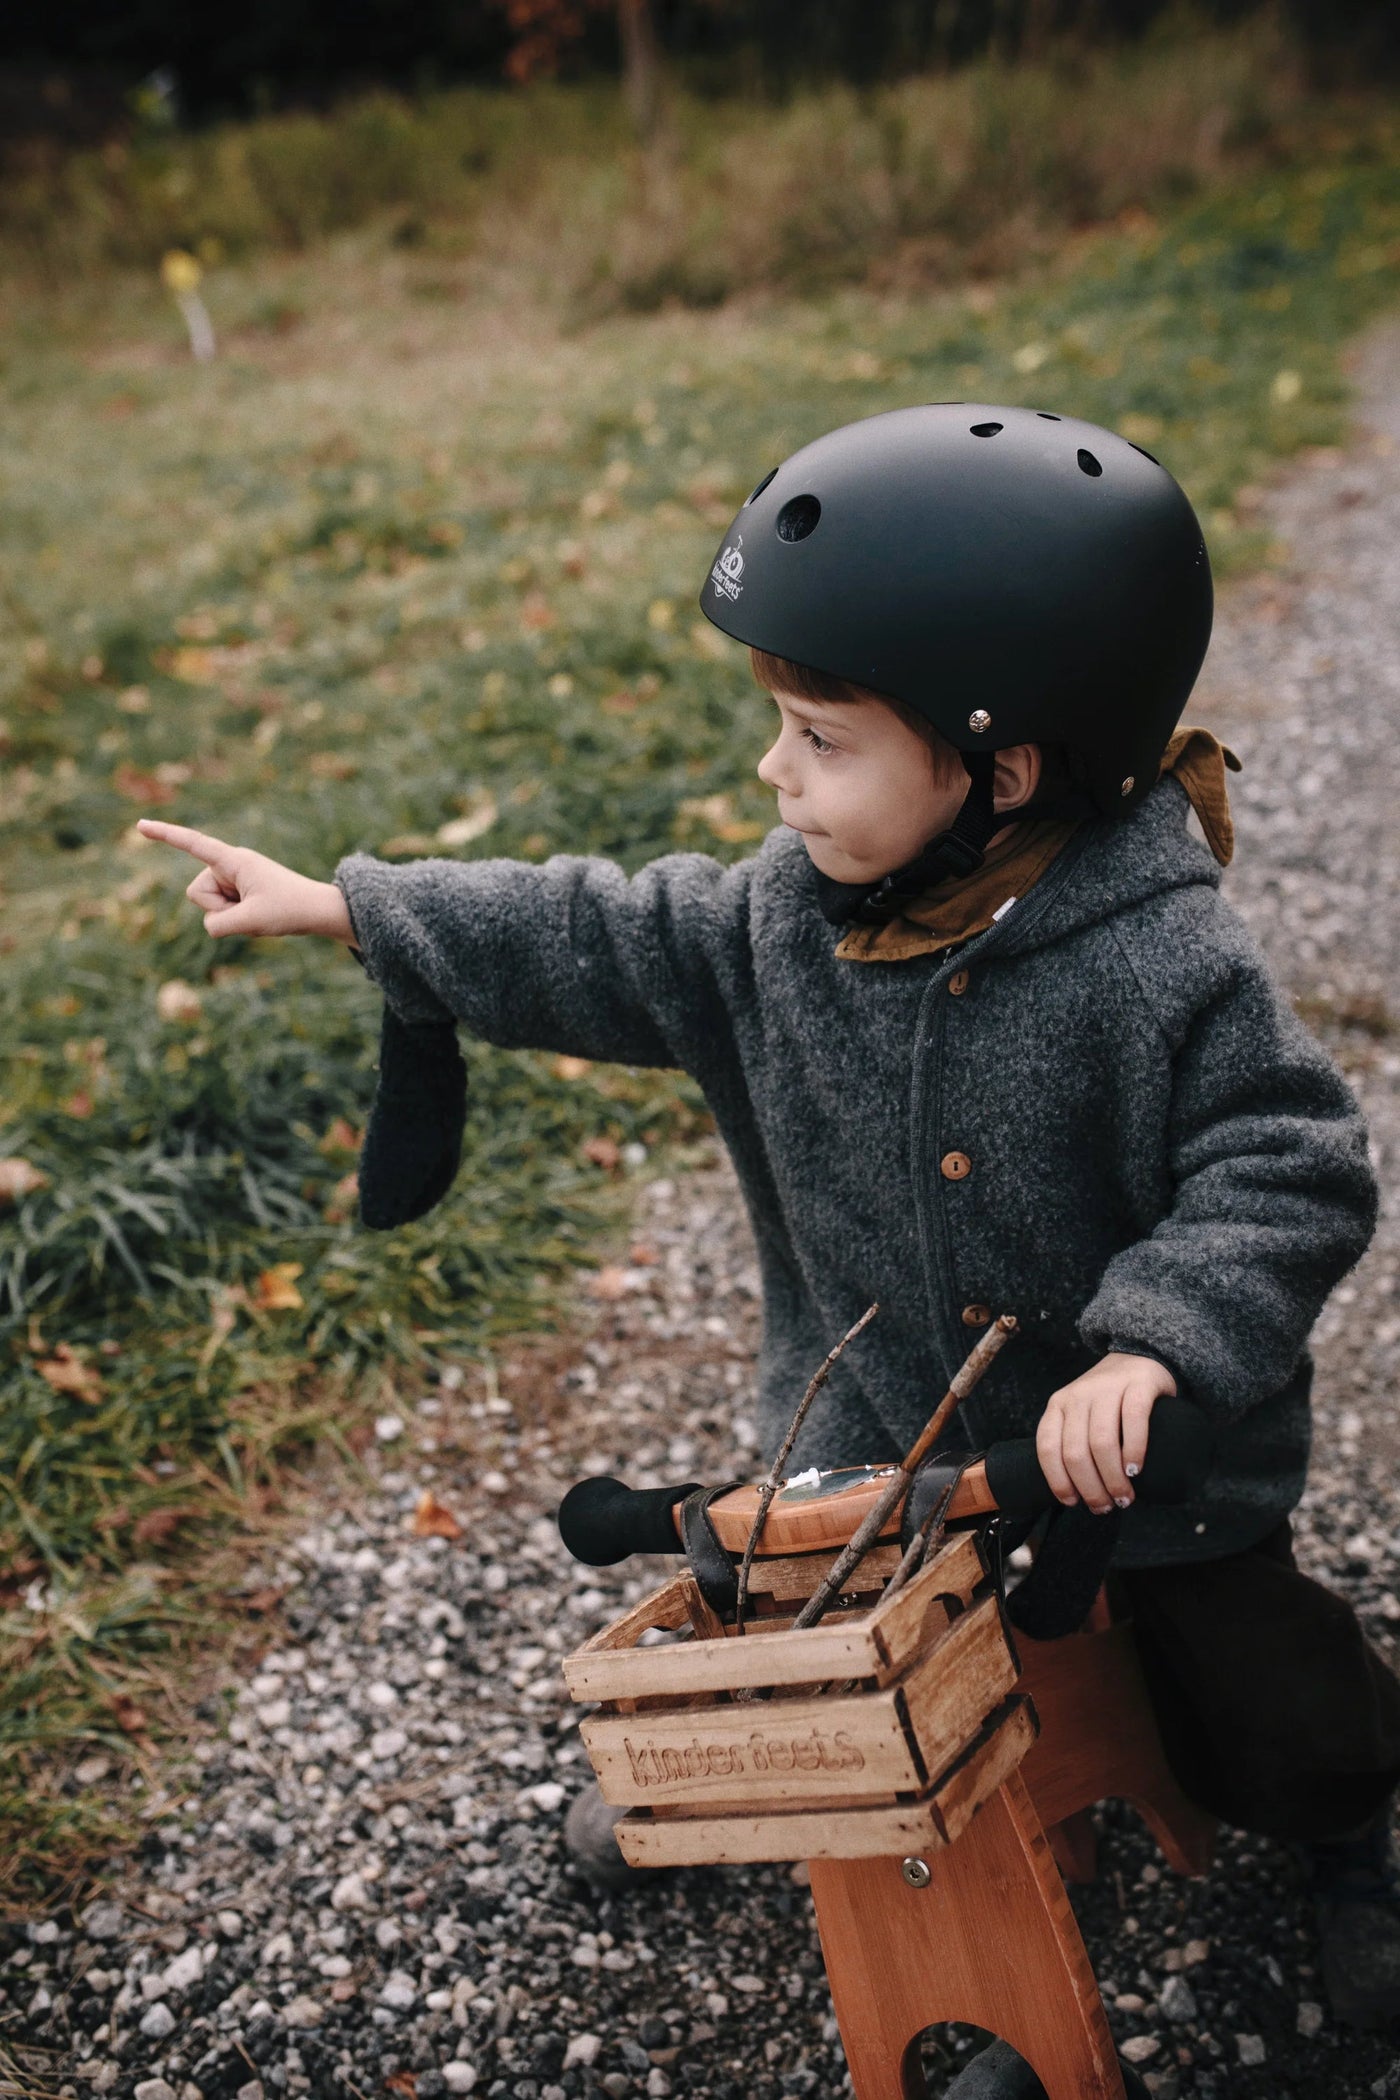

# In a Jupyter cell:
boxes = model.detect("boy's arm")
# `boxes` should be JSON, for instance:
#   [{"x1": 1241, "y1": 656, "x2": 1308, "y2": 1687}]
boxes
[
  {"x1": 1077, "y1": 940, "x2": 1379, "y2": 1421},
  {"x1": 334, "y1": 847, "x2": 750, "y2": 1071}
]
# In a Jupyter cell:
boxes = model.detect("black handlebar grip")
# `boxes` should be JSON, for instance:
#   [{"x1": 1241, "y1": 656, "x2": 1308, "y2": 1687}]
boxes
[
  {"x1": 982, "y1": 1394, "x2": 1213, "y2": 1523},
  {"x1": 557, "y1": 1477, "x2": 703, "y2": 1566}
]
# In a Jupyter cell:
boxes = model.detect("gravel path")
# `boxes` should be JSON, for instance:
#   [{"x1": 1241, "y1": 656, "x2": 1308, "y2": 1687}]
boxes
[{"x1": 5, "y1": 324, "x2": 1400, "y2": 2100}]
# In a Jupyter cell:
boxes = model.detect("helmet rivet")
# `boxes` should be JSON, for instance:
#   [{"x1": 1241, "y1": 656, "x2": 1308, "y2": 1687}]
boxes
[
  {"x1": 968, "y1": 709, "x2": 992, "y2": 734},
  {"x1": 1120, "y1": 775, "x2": 1135, "y2": 797},
  {"x1": 901, "y1": 1857, "x2": 932, "y2": 1889}
]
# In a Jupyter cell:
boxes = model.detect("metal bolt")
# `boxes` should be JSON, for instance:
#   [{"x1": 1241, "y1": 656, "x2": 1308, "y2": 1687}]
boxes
[
  {"x1": 968, "y1": 709, "x2": 992, "y2": 734},
  {"x1": 1120, "y1": 775, "x2": 1135, "y2": 797},
  {"x1": 901, "y1": 1856, "x2": 932, "y2": 1889}
]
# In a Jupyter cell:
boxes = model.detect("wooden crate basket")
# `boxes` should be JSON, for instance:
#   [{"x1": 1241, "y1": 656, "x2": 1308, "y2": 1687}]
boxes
[{"x1": 564, "y1": 1530, "x2": 1037, "y2": 1866}]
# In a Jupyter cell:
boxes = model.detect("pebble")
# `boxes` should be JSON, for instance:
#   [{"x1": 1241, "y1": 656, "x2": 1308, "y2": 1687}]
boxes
[
  {"x1": 283, "y1": 1994, "x2": 325, "y2": 2028},
  {"x1": 1158, "y1": 1975, "x2": 1197, "y2": 2023},
  {"x1": 1121, "y1": 2035, "x2": 1161, "y2": 2064},
  {"x1": 137, "y1": 2000, "x2": 176, "y2": 2040},
  {"x1": 1237, "y1": 2033, "x2": 1267, "y2": 2066},
  {"x1": 442, "y1": 2070, "x2": 477, "y2": 2095},
  {"x1": 1298, "y1": 2000, "x2": 1326, "y2": 2038},
  {"x1": 133, "y1": 2082, "x2": 177, "y2": 2100},
  {"x1": 80, "y1": 1902, "x2": 123, "y2": 1942}
]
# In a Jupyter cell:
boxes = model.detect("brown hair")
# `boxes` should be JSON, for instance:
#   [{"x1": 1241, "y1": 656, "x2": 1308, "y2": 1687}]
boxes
[{"x1": 749, "y1": 647, "x2": 968, "y2": 788}]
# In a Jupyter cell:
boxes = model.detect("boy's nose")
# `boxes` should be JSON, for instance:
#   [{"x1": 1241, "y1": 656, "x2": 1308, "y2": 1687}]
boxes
[{"x1": 756, "y1": 739, "x2": 790, "y2": 793}]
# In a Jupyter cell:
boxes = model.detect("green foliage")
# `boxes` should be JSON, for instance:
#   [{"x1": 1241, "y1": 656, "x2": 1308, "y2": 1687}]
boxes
[{"x1": 0, "y1": 70, "x2": 1398, "y2": 1881}]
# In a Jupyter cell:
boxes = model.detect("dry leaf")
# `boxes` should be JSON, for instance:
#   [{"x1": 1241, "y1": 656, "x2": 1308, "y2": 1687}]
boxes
[
  {"x1": 113, "y1": 762, "x2": 178, "y2": 806},
  {"x1": 411, "y1": 1490, "x2": 464, "y2": 1541},
  {"x1": 109, "y1": 1694, "x2": 148, "y2": 1736},
  {"x1": 156, "y1": 978, "x2": 204, "y2": 1024},
  {"x1": 588, "y1": 1265, "x2": 630, "y2": 1301},
  {"x1": 132, "y1": 1507, "x2": 190, "y2": 1545},
  {"x1": 318, "y1": 1117, "x2": 362, "y2": 1157},
  {"x1": 385, "y1": 2073, "x2": 417, "y2": 2095},
  {"x1": 36, "y1": 1347, "x2": 104, "y2": 1405},
  {"x1": 252, "y1": 1262, "x2": 304, "y2": 1311},
  {"x1": 0, "y1": 1158, "x2": 49, "y2": 1204},
  {"x1": 61, "y1": 1089, "x2": 94, "y2": 1120},
  {"x1": 436, "y1": 798, "x2": 498, "y2": 848},
  {"x1": 324, "y1": 1172, "x2": 360, "y2": 1225},
  {"x1": 519, "y1": 592, "x2": 555, "y2": 631},
  {"x1": 582, "y1": 1136, "x2": 620, "y2": 1171},
  {"x1": 552, "y1": 1055, "x2": 592, "y2": 1081}
]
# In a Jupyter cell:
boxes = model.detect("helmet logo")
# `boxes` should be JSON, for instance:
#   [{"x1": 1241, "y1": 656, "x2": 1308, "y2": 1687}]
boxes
[
  {"x1": 968, "y1": 709, "x2": 992, "y2": 734},
  {"x1": 711, "y1": 536, "x2": 745, "y2": 602}
]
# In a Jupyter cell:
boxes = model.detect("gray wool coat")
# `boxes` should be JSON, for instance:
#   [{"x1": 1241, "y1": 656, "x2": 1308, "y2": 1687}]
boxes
[{"x1": 336, "y1": 777, "x2": 1378, "y2": 1568}]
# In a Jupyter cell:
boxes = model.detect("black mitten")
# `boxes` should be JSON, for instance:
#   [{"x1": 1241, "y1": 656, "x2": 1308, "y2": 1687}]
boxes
[
  {"x1": 1004, "y1": 1502, "x2": 1122, "y2": 1642},
  {"x1": 357, "y1": 1004, "x2": 468, "y2": 1230}
]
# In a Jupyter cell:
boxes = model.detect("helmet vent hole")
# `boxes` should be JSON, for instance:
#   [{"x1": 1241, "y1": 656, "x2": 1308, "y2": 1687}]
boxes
[
  {"x1": 1036, "y1": 412, "x2": 1061, "y2": 421},
  {"x1": 1129, "y1": 442, "x2": 1160, "y2": 466},
  {"x1": 776, "y1": 494, "x2": 822, "y2": 543},
  {"x1": 969, "y1": 422, "x2": 1003, "y2": 437},
  {"x1": 1077, "y1": 449, "x2": 1103, "y2": 478},
  {"x1": 745, "y1": 468, "x2": 777, "y2": 507}
]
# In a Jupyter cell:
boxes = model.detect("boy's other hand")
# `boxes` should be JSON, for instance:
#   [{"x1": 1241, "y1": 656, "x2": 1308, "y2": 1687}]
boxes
[
  {"x1": 136, "y1": 820, "x2": 356, "y2": 944},
  {"x1": 1035, "y1": 1351, "x2": 1177, "y2": 1515}
]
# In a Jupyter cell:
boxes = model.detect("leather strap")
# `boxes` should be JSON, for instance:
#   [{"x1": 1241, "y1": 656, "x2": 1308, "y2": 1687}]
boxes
[{"x1": 678, "y1": 1482, "x2": 746, "y2": 1618}]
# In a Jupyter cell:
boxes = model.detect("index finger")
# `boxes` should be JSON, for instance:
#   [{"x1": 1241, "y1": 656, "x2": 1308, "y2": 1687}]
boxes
[{"x1": 137, "y1": 819, "x2": 239, "y2": 870}]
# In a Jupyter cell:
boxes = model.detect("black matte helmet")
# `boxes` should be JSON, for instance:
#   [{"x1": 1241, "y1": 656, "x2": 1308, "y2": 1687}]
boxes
[{"x1": 699, "y1": 403, "x2": 1213, "y2": 826}]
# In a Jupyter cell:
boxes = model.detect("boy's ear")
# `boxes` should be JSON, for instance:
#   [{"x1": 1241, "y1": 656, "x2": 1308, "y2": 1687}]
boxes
[{"x1": 992, "y1": 743, "x2": 1042, "y2": 815}]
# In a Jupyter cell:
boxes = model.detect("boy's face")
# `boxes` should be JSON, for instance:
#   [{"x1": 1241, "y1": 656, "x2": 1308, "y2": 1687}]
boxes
[{"x1": 756, "y1": 689, "x2": 978, "y2": 886}]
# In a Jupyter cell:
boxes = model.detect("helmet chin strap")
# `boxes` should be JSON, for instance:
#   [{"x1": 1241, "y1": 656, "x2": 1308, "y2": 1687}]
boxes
[{"x1": 812, "y1": 750, "x2": 1001, "y2": 928}]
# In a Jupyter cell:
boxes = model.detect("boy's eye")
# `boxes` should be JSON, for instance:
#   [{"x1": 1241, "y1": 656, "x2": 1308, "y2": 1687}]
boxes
[{"x1": 801, "y1": 726, "x2": 835, "y2": 754}]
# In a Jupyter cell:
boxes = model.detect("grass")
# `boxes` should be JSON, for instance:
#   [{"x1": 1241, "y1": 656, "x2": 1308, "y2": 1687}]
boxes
[{"x1": 1, "y1": 59, "x2": 1399, "y2": 1891}]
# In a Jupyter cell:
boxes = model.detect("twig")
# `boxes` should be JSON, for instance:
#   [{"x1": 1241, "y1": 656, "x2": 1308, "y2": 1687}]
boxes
[
  {"x1": 734, "y1": 1303, "x2": 879, "y2": 1636},
  {"x1": 879, "y1": 1470, "x2": 963, "y2": 1601},
  {"x1": 789, "y1": 1313, "x2": 1018, "y2": 1633}
]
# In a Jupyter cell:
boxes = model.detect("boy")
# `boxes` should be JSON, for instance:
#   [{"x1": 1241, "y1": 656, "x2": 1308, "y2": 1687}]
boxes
[{"x1": 141, "y1": 404, "x2": 1400, "y2": 2032}]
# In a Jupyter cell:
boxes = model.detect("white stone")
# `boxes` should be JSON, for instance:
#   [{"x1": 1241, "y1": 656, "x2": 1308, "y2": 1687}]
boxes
[
  {"x1": 570, "y1": 1944, "x2": 600, "y2": 1970},
  {"x1": 375, "y1": 1414, "x2": 405, "y2": 1443},
  {"x1": 82, "y1": 1902, "x2": 124, "y2": 1942},
  {"x1": 367, "y1": 1681, "x2": 399, "y2": 1710},
  {"x1": 526, "y1": 1782, "x2": 566, "y2": 1813},
  {"x1": 330, "y1": 1872, "x2": 373, "y2": 1913},
  {"x1": 216, "y1": 1911, "x2": 244, "y2": 1939},
  {"x1": 379, "y1": 1969, "x2": 417, "y2": 2010},
  {"x1": 235, "y1": 2083, "x2": 264, "y2": 2100},
  {"x1": 565, "y1": 2036, "x2": 602, "y2": 2068},
  {"x1": 134, "y1": 2080, "x2": 178, "y2": 2100},
  {"x1": 1158, "y1": 1975, "x2": 1197, "y2": 2023},
  {"x1": 140, "y1": 1972, "x2": 169, "y2": 2002},
  {"x1": 261, "y1": 1931, "x2": 294, "y2": 1966},
  {"x1": 138, "y1": 2001, "x2": 177, "y2": 2040},
  {"x1": 442, "y1": 2069, "x2": 477, "y2": 2095},
  {"x1": 1236, "y1": 2035, "x2": 1267, "y2": 2067},
  {"x1": 1119, "y1": 2037, "x2": 1160, "y2": 2065},
  {"x1": 1297, "y1": 2001, "x2": 1324, "y2": 2038},
  {"x1": 374, "y1": 1919, "x2": 403, "y2": 1951},
  {"x1": 162, "y1": 1945, "x2": 205, "y2": 1994},
  {"x1": 646, "y1": 2073, "x2": 671, "y2": 2099},
  {"x1": 74, "y1": 1755, "x2": 111, "y2": 1786},
  {"x1": 730, "y1": 1974, "x2": 765, "y2": 1994},
  {"x1": 370, "y1": 1727, "x2": 408, "y2": 1761},
  {"x1": 255, "y1": 1698, "x2": 292, "y2": 1729},
  {"x1": 283, "y1": 1996, "x2": 324, "y2": 2029}
]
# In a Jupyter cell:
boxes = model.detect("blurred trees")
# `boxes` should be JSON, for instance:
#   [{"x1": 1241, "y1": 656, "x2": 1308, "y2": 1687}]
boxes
[{"x1": 0, "y1": 0, "x2": 1395, "y2": 137}]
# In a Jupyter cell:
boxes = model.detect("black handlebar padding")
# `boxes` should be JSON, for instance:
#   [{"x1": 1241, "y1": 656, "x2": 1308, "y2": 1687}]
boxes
[
  {"x1": 982, "y1": 1394, "x2": 1213, "y2": 1522},
  {"x1": 557, "y1": 1477, "x2": 703, "y2": 1566}
]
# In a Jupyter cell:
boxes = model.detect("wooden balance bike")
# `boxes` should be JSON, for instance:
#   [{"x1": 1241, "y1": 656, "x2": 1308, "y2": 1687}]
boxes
[{"x1": 556, "y1": 1320, "x2": 1217, "y2": 2100}]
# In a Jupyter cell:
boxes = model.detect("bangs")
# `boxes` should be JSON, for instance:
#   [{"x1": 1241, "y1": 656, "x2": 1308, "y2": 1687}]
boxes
[{"x1": 750, "y1": 647, "x2": 966, "y2": 785}]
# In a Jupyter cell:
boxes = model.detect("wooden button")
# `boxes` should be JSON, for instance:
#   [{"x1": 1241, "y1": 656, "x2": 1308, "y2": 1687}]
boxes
[
  {"x1": 940, "y1": 1151, "x2": 972, "y2": 1181},
  {"x1": 961, "y1": 1302, "x2": 992, "y2": 1327},
  {"x1": 948, "y1": 969, "x2": 970, "y2": 997}
]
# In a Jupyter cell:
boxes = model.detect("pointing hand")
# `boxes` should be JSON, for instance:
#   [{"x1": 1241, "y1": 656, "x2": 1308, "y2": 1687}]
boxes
[{"x1": 136, "y1": 820, "x2": 357, "y2": 944}]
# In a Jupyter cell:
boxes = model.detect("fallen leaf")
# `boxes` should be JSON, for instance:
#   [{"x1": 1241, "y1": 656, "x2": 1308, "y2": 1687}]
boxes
[
  {"x1": 385, "y1": 2074, "x2": 417, "y2": 2097},
  {"x1": 239, "y1": 1586, "x2": 284, "y2": 1616},
  {"x1": 0, "y1": 1158, "x2": 49, "y2": 1204},
  {"x1": 553, "y1": 1055, "x2": 592, "y2": 1081},
  {"x1": 324, "y1": 1172, "x2": 360, "y2": 1225},
  {"x1": 318, "y1": 1117, "x2": 363, "y2": 1157},
  {"x1": 252, "y1": 1262, "x2": 304, "y2": 1311},
  {"x1": 166, "y1": 645, "x2": 215, "y2": 682},
  {"x1": 36, "y1": 1348, "x2": 105, "y2": 1405},
  {"x1": 132, "y1": 1508, "x2": 191, "y2": 1545},
  {"x1": 411, "y1": 1490, "x2": 463, "y2": 1541},
  {"x1": 582, "y1": 1135, "x2": 620, "y2": 1170},
  {"x1": 156, "y1": 978, "x2": 204, "y2": 1024},
  {"x1": 628, "y1": 1243, "x2": 659, "y2": 1266},
  {"x1": 519, "y1": 592, "x2": 555, "y2": 631},
  {"x1": 436, "y1": 798, "x2": 498, "y2": 847},
  {"x1": 61, "y1": 1089, "x2": 94, "y2": 1119},
  {"x1": 588, "y1": 1265, "x2": 630, "y2": 1301},
  {"x1": 113, "y1": 763, "x2": 178, "y2": 806},
  {"x1": 109, "y1": 1694, "x2": 148, "y2": 1736}
]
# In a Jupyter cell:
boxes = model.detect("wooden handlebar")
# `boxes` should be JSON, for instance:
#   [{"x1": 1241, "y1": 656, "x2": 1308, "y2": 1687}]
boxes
[{"x1": 678, "y1": 1461, "x2": 998, "y2": 1558}]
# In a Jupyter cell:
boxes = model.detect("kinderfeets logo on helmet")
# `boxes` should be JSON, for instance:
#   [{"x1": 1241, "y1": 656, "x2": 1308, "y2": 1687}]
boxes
[{"x1": 710, "y1": 536, "x2": 745, "y2": 601}]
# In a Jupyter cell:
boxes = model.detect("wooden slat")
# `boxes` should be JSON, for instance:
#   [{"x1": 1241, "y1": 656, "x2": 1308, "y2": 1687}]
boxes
[
  {"x1": 563, "y1": 1532, "x2": 990, "y2": 1706},
  {"x1": 582, "y1": 1678, "x2": 921, "y2": 1808},
  {"x1": 897, "y1": 1596, "x2": 1020, "y2": 1785},
  {"x1": 614, "y1": 1696, "x2": 1035, "y2": 1866}
]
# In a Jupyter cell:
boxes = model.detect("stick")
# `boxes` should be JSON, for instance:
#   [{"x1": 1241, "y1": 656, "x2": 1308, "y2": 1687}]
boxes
[
  {"x1": 734, "y1": 1303, "x2": 879, "y2": 1636},
  {"x1": 789, "y1": 1313, "x2": 1018, "y2": 1632}
]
